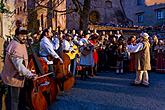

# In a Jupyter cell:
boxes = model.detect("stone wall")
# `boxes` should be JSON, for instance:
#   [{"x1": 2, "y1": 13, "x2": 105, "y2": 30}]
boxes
[
  {"x1": 0, "y1": 38, "x2": 4, "y2": 73},
  {"x1": 66, "y1": 0, "x2": 125, "y2": 30},
  {"x1": 56, "y1": 0, "x2": 67, "y2": 30},
  {"x1": 1, "y1": 1, "x2": 15, "y2": 39}
]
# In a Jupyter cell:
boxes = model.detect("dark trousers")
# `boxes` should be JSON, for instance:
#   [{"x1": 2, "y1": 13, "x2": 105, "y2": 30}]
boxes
[
  {"x1": 93, "y1": 64, "x2": 98, "y2": 75},
  {"x1": 7, "y1": 86, "x2": 20, "y2": 110}
]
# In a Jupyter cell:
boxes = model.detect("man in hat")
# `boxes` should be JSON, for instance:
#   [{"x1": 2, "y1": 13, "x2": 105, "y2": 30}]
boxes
[
  {"x1": 1, "y1": 27, "x2": 38, "y2": 110},
  {"x1": 128, "y1": 32, "x2": 151, "y2": 87}
]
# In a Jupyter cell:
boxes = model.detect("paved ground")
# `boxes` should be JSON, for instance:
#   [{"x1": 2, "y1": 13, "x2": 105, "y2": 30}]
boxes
[{"x1": 49, "y1": 71, "x2": 165, "y2": 110}]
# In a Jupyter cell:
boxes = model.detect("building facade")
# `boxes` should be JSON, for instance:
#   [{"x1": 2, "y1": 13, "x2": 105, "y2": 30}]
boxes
[
  {"x1": 0, "y1": 0, "x2": 15, "y2": 39},
  {"x1": 122, "y1": 0, "x2": 165, "y2": 26},
  {"x1": 66, "y1": 0, "x2": 128, "y2": 30},
  {"x1": 15, "y1": 0, "x2": 66, "y2": 31},
  {"x1": 1, "y1": 0, "x2": 165, "y2": 38}
]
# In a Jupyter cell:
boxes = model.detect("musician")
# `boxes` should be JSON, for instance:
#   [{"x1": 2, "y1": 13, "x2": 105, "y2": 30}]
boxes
[
  {"x1": 1, "y1": 27, "x2": 38, "y2": 110},
  {"x1": 115, "y1": 30, "x2": 122, "y2": 40},
  {"x1": 89, "y1": 35, "x2": 99, "y2": 76},
  {"x1": 115, "y1": 39, "x2": 127, "y2": 74},
  {"x1": 79, "y1": 31, "x2": 94, "y2": 80},
  {"x1": 128, "y1": 33, "x2": 151, "y2": 87},
  {"x1": 39, "y1": 28, "x2": 63, "y2": 72},
  {"x1": 154, "y1": 40, "x2": 165, "y2": 73},
  {"x1": 127, "y1": 36, "x2": 137, "y2": 72},
  {"x1": 92, "y1": 29, "x2": 99, "y2": 36},
  {"x1": 67, "y1": 33, "x2": 79, "y2": 76},
  {"x1": 72, "y1": 30, "x2": 79, "y2": 46},
  {"x1": 52, "y1": 32, "x2": 60, "y2": 51}
]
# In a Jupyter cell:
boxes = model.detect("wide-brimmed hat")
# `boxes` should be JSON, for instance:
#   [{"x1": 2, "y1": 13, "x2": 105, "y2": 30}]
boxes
[
  {"x1": 18, "y1": 27, "x2": 28, "y2": 35},
  {"x1": 140, "y1": 32, "x2": 149, "y2": 39}
]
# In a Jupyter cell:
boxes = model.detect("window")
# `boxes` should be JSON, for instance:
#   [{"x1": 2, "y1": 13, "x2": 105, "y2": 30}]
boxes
[
  {"x1": 137, "y1": 0, "x2": 143, "y2": 6},
  {"x1": 157, "y1": 10, "x2": 164, "y2": 20},
  {"x1": 17, "y1": 8, "x2": 19, "y2": 14},
  {"x1": 20, "y1": 7, "x2": 22, "y2": 12},
  {"x1": 138, "y1": 14, "x2": 144, "y2": 23},
  {"x1": 105, "y1": 0, "x2": 112, "y2": 8},
  {"x1": 14, "y1": 9, "x2": 16, "y2": 14},
  {"x1": 23, "y1": 1, "x2": 26, "y2": 12}
]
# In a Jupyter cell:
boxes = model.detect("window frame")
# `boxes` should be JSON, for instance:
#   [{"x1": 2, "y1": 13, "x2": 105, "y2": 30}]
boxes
[
  {"x1": 157, "y1": 10, "x2": 164, "y2": 20},
  {"x1": 105, "y1": 0, "x2": 112, "y2": 8},
  {"x1": 137, "y1": 14, "x2": 144, "y2": 23}
]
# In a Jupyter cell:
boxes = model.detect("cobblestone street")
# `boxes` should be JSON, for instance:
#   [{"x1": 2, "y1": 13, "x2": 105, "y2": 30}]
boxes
[{"x1": 49, "y1": 72, "x2": 165, "y2": 110}]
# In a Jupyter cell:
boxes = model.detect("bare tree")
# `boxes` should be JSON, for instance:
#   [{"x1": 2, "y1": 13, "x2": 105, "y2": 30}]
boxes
[
  {"x1": 26, "y1": 0, "x2": 92, "y2": 31},
  {"x1": 71, "y1": 0, "x2": 91, "y2": 30},
  {"x1": 27, "y1": 0, "x2": 38, "y2": 32}
]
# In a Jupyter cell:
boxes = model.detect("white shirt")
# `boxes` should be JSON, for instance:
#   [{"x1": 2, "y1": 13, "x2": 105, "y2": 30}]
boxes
[
  {"x1": 52, "y1": 36, "x2": 60, "y2": 50},
  {"x1": 62, "y1": 39, "x2": 71, "y2": 51},
  {"x1": 39, "y1": 36, "x2": 60, "y2": 64},
  {"x1": 10, "y1": 56, "x2": 33, "y2": 78},
  {"x1": 79, "y1": 38, "x2": 89, "y2": 46},
  {"x1": 127, "y1": 43, "x2": 144, "y2": 53}
]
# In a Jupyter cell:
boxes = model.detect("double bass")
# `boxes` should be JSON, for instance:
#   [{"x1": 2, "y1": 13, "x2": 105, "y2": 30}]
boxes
[
  {"x1": 50, "y1": 35, "x2": 75, "y2": 92},
  {"x1": 27, "y1": 38, "x2": 58, "y2": 110},
  {"x1": 49, "y1": 52, "x2": 75, "y2": 92}
]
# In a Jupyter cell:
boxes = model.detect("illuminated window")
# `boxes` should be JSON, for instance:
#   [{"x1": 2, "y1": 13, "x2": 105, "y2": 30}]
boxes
[{"x1": 157, "y1": 10, "x2": 164, "y2": 20}]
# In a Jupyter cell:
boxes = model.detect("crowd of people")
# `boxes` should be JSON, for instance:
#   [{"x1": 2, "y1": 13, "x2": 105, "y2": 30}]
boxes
[
  {"x1": 0, "y1": 25, "x2": 165, "y2": 109},
  {"x1": 2, "y1": 27, "x2": 165, "y2": 78}
]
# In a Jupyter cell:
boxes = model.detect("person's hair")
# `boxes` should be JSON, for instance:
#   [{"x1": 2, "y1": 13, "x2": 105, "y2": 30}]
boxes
[
  {"x1": 153, "y1": 35, "x2": 158, "y2": 45},
  {"x1": 39, "y1": 28, "x2": 49, "y2": 41},
  {"x1": 127, "y1": 35, "x2": 136, "y2": 44}
]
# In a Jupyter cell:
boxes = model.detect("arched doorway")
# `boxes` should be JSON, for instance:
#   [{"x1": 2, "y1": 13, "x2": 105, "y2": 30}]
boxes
[{"x1": 89, "y1": 10, "x2": 100, "y2": 25}]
